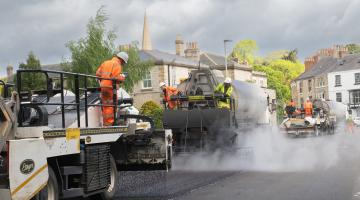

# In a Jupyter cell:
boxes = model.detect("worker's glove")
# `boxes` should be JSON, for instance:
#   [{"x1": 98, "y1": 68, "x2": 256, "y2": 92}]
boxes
[{"x1": 121, "y1": 72, "x2": 128, "y2": 78}]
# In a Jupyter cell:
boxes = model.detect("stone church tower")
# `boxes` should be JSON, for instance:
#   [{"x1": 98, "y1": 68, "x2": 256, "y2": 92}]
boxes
[{"x1": 142, "y1": 11, "x2": 152, "y2": 50}]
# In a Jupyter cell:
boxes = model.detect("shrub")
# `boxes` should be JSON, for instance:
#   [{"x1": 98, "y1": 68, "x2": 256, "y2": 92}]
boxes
[{"x1": 140, "y1": 101, "x2": 164, "y2": 128}]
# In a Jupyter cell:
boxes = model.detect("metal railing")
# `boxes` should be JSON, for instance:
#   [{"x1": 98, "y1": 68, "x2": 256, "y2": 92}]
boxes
[
  {"x1": 0, "y1": 80, "x2": 15, "y2": 99},
  {"x1": 17, "y1": 69, "x2": 123, "y2": 128}
]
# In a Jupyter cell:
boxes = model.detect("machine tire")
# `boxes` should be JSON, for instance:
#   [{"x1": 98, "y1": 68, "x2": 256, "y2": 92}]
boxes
[
  {"x1": 34, "y1": 166, "x2": 59, "y2": 200},
  {"x1": 97, "y1": 155, "x2": 119, "y2": 200}
]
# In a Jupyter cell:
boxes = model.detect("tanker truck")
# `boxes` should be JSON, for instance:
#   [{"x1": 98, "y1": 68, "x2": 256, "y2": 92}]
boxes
[
  {"x1": 162, "y1": 68, "x2": 276, "y2": 154},
  {"x1": 0, "y1": 69, "x2": 172, "y2": 200}
]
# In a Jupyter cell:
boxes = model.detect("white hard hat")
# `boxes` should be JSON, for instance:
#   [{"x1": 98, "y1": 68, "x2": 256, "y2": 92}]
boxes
[
  {"x1": 116, "y1": 52, "x2": 129, "y2": 63},
  {"x1": 159, "y1": 82, "x2": 166, "y2": 87},
  {"x1": 224, "y1": 77, "x2": 232, "y2": 84}
]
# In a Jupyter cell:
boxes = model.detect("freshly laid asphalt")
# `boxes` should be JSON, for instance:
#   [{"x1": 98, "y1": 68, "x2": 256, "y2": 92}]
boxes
[{"x1": 76, "y1": 131, "x2": 360, "y2": 200}]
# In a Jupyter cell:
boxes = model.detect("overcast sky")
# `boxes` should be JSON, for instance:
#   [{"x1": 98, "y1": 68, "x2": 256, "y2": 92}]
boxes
[{"x1": 1, "y1": 0, "x2": 360, "y2": 77}]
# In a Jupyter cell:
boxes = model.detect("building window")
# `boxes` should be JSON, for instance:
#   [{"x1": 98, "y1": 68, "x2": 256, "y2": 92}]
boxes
[
  {"x1": 308, "y1": 80, "x2": 312, "y2": 92},
  {"x1": 317, "y1": 77, "x2": 325, "y2": 87},
  {"x1": 335, "y1": 75, "x2": 341, "y2": 86},
  {"x1": 299, "y1": 81, "x2": 303, "y2": 93},
  {"x1": 350, "y1": 90, "x2": 360, "y2": 104},
  {"x1": 355, "y1": 73, "x2": 360, "y2": 85},
  {"x1": 336, "y1": 93, "x2": 342, "y2": 102},
  {"x1": 142, "y1": 71, "x2": 152, "y2": 89}
]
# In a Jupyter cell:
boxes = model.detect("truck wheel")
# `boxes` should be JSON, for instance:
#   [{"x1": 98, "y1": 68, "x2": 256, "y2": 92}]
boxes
[
  {"x1": 34, "y1": 167, "x2": 59, "y2": 200},
  {"x1": 98, "y1": 155, "x2": 119, "y2": 200}
]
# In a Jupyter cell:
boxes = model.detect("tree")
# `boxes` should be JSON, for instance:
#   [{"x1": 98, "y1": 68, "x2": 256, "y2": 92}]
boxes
[
  {"x1": 122, "y1": 46, "x2": 153, "y2": 91},
  {"x1": 254, "y1": 60, "x2": 304, "y2": 120},
  {"x1": 346, "y1": 43, "x2": 360, "y2": 54},
  {"x1": 18, "y1": 52, "x2": 46, "y2": 91},
  {"x1": 281, "y1": 49, "x2": 298, "y2": 63},
  {"x1": 63, "y1": 7, "x2": 153, "y2": 92},
  {"x1": 230, "y1": 40, "x2": 259, "y2": 65},
  {"x1": 264, "y1": 50, "x2": 289, "y2": 63},
  {"x1": 63, "y1": 7, "x2": 116, "y2": 89}
]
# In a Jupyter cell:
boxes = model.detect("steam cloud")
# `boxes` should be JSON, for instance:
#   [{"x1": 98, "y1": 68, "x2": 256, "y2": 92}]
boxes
[{"x1": 173, "y1": 125, "x2": 359, "y2": 172}]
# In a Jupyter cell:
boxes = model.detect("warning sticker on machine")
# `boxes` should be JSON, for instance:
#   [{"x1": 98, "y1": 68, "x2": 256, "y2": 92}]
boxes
[{"x1": 66, "y1": 128, "x2": 80, "y2": 141}]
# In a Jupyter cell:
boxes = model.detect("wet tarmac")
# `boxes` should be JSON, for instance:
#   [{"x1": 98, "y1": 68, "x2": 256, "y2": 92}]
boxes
[{"x1": 115, "y1": 170, "x2": 236, "y2": 200}]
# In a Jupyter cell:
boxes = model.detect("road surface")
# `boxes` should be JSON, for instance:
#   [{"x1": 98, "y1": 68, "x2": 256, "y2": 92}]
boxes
[{"x1": 113, "y1": 132, "x2": 360, "y2": 200}]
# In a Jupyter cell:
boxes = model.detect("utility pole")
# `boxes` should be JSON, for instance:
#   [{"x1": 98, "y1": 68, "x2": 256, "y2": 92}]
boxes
[{"x1": 224, "y1": 40, "x2": 232, "y2": 77}]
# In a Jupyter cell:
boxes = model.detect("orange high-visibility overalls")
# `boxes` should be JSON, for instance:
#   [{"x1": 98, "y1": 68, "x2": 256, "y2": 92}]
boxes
[
  {"x1": 304, "y1": 101, "x2": 313, "y2": 117},
  {"x1": 163, "y1": 86, "x2": 178, "y2": 110},
  {"x1": 96, "y1": 57, "x2": 125, "y2": 126}
]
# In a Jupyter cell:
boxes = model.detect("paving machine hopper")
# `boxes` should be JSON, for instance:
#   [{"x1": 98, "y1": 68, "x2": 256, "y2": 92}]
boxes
[{"x1": 162, "y1": 69, "x2": 275, "y2": 153}]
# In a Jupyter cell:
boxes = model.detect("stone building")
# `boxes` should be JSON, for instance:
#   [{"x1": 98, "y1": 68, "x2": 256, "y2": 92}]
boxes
[
  {"x1": 132, "y1": 49, "x2": 204, "y2": 107},
  {"x1": 132, "y1": 12, "x2": 275, "y2": 120},
  {"x1": 292, "y1": 57, "x2": 339, "y2": 107}
]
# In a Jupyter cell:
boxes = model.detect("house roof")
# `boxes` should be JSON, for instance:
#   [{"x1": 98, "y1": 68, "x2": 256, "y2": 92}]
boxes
[
  {"x1": 295, "y1": 57, "x2": 338, "y2": 81},
  {"x1": 330, "y1": 54, "x2": 360, "y2": 73},
  {"x1": 200, "y1": 52, "x2": 252, "y2": 71},
  {"x1": 295, "y1": 53, "x2": 360, "y2": 81},
  {"x1": 139, "y1": 50, "x2": 207, "y2": 68}
]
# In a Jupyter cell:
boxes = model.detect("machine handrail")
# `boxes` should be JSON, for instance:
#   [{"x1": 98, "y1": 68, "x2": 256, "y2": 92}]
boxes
[{"x1": 17, "y1": 69, "x2": 124, "y2": 128}]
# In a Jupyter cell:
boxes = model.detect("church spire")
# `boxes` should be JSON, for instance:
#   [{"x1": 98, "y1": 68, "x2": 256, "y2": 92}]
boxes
[{"x1": 142, "y1": 11, "x2": 152, "y2": 50}]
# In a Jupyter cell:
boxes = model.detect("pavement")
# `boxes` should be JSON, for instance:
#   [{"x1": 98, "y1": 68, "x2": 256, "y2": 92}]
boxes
[{"x1": 82, "y1": 131, "x2": 360, "y2": 200}]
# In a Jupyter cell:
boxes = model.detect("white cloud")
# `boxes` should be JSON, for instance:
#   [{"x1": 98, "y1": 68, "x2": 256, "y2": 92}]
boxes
[{"x1": 1, "y1": 0, "x2": 360, "y2": 77}]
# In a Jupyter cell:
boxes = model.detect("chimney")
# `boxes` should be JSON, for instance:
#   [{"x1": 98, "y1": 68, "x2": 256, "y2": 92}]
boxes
[
  {"x1": 6, "y1": 65, "x2": 13, "y2": 83},
  {"x1": 184, "y1": 42, "x2": 200, "y2": 62},
  {"x1": 304, "y1": 57, "x2": 316, "y2": 71},
  {"x1": 175, "y1": 34, "x2": 184, "y2": 56}
]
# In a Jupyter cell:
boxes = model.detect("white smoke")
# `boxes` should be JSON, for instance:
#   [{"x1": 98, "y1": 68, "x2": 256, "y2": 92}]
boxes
[{"x1": 173, "y1": 126, "x2": 359, "y2": 172}]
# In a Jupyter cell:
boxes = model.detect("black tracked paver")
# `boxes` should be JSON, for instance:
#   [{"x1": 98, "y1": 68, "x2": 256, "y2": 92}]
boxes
[{"x1": 115, "y1": 170, "x2": 237, "y2": 200}]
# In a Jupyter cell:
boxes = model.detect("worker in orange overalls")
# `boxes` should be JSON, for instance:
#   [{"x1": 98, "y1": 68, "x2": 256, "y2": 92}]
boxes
[
  {"x1": 304, "y1": 98, "x2": 313, "y2": 117},
  {"x1": 159, "y1": 82, "x2": 178, "y2": 110},
  {"x1": 96, "y1": 52, "x2": 128, "y2": 126}
]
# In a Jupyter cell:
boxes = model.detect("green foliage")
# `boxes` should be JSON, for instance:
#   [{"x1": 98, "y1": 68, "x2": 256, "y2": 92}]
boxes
[
  {"x1": 63, "y1": 6, "x2": 153, "y2": 92},
  {"x1": 230, "y1": 40, "x2": 259, "y2": 65},
  {"x1": 254, "y1": 59, "x2": 304, "y2": 121},
  {"x1": 18, "y1": 52, "x2": 46, "y2": 91},
  {"x1": 346, "y1": 43, "x2": 360, "y2": 54},
  {"x1": 63, "y1": 6, "x2": 116, "y2": 89},
  {"x1": 140, "y1": 101, "x2": 164, "y2": 128},
  {"x1": 122, "y1": 46, "x2": 154, "y2": 92},
  {"x1": 264, "y1": 50, "x2": 289, "y2": 63},
  {"x1": 281, "y1": 49, "x2": 298, "y2": 63}
]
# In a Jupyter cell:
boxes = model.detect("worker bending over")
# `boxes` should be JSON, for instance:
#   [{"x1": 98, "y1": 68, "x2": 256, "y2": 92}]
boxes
[
  {"x1": 159, "y1": 82, "x2": 178, "y2": 110},
  {"x1": 304, "y1": 98, "x2": 313, "y2": 117},
  {"x1": 214, "y1": 77, "x2": 233, "y2": 109},
  {"x1": 96, "y1": 52, "x2": 128, "y2": 126}
]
